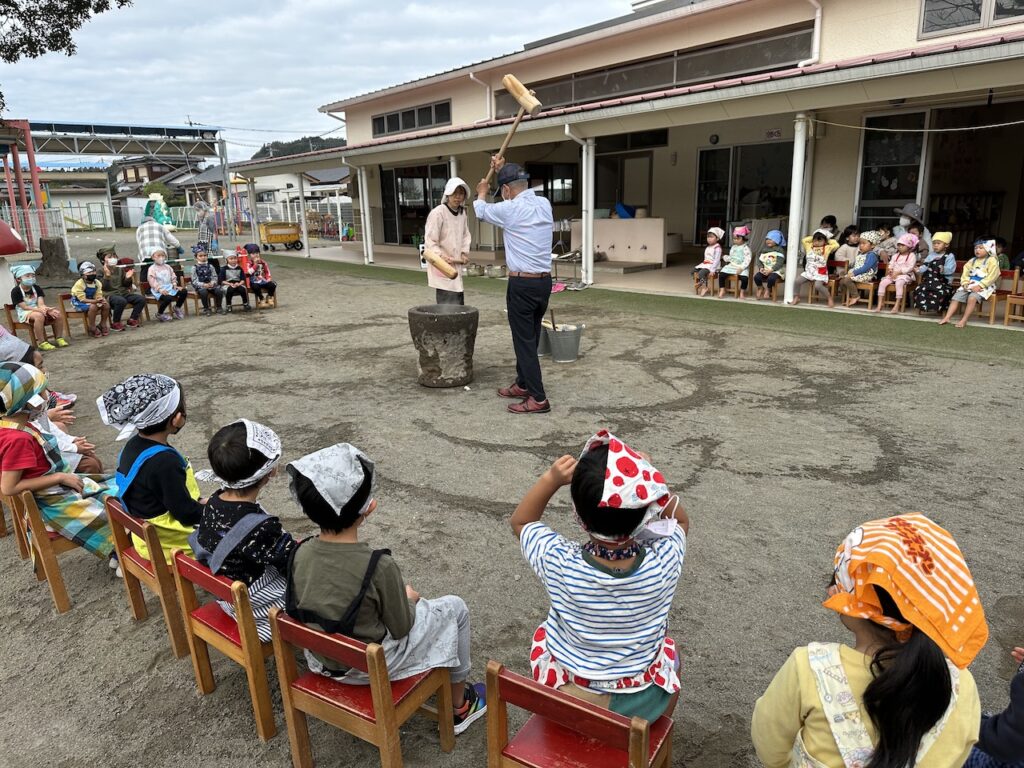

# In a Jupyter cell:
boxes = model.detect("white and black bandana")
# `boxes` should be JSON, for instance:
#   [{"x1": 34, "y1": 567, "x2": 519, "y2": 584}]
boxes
[
  {"x1": 196, "y1": 419, "x2": 282, "y2": 489},
  {"x1": 96, "y1": 374, "x2": 180, "y2": 441},
  {"x1": 287, "y1": 443, "x2": 376, "y2": 517}
]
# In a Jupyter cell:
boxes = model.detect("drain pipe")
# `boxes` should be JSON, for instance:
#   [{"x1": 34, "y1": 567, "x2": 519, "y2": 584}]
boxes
[
  {"x1": 798, "y1": 0, "x2": 822, "y2": 68},
  {"x1": 564, "y1": 125, "x2": 594, "y2": 284},
  {"x1": 469, "y1": 72, "x2": 493, "y2": 124}
]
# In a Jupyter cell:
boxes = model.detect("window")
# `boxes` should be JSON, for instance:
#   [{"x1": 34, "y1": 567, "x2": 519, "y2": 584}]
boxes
[
  {"x1": 595, "y1": 130, "x2": 668, "y2": 154},
  {"x1": 371, "y1": 100, "x2": 452, "y2": 137},
  {"x1": 526, "y1": 163, "x2": 578, "y2": 204},
  {"x1": 921, "y1": 0, "x2": 1024, "y2": 35},
  {"x1": 857, "y1": 112, "x2": 927, "y2": 231}
]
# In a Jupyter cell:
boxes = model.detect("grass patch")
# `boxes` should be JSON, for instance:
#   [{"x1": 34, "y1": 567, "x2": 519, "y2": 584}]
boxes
[{"x1": 265, "y1": 253, "x2": 1024, "y2": 365}]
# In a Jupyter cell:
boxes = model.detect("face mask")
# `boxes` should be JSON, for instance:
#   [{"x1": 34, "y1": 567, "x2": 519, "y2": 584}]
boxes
[
  {"x1": 105, "y1": 257, "x2": 117, "y2": 265},
  {"x1": 84, "y1": 274, "x2": 96, "y2": 282},
  {"x1": 21, "y1": 277, "x2": 35, "y2": 287},
  {"x1": 153, "y1": 256, "x2": 166, "y2": 265},
  {"x1": 899, "y1": 216, "x2": 910, "y2": 227}
]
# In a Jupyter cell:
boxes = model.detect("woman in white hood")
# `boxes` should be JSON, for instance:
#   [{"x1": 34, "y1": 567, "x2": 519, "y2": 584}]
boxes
[{"x1": 424, "y1": 177, "x2": 472, "y2": 304}]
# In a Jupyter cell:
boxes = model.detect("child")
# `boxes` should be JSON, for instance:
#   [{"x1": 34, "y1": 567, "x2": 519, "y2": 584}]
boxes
[
  {"x1": 692, "y1": 227, "x2": 724, "y2": 297},
  {"x1": 939, "y1": 239, "x2": 1001, "y2": 327},
  {"x1": 874, "y1": 233, "x2": 918, "y2": 313},
  {"x1": 98, "y1": 374, "x2": 204, "y2": 561},
  {"x1": 832, "y1": 225, "x2": 860, "y2": 277},
  {"x1": 189, "y1": 246, "x2": 223, "y2": 316},
  {"x1": 752, "y1": 514, "x2": 984, "y2": 768},
  {"x1": 70, "y1": 261, "x2": 112, "y2": 337},
  {"x1": 752, "y1": 229, "x2": 786, "y2": 300},
  {"x1": 718, "y1": 225, "x2": 752, "y2": 299},
  {"x1": 839, "y1": 230, "x2": 881, "y2": 308},
  {"x1": 792, "y1": 229, "x2": 839, "y2": 307},
  {"x1": 995, "y1": 236, "x2": 1011, "y2": 270},
  {"x1": 819, "y1": 214, "x2": 838, "y2": 236},
  {"x1": 285, "y1": 443, "x2": 487, "y2": 735},
  {"x1": 246, "y1": 247, "x2": 277, "y2": 307},
  {"x1": 9, "y1": 265, "x2": 68, "y2": 350},
  {"x1": 914, "y1": 232, "x2": 957, "y2": 315},
  {"x1": 511, "y1": 430, "x2": 689, "y2": 720},
  {"x1": 919, "y1": 231, "x2": 957, "y2": 281},
  {"x1": 191, "y1": 420, "x2": 293, "y2": 642},
  {"x1": 876, "y1": 222, "x2": 898, "y2": 266},
  {"x1": 907, "y1": 222, "x2": 930, "y2": 262},
  {"x1": 965, "y1": 646, "x2": 1024, "y2": 766},
  {"x1": 146, "y1": 247, "x2": 188, "y2": 322},
  {"x1": 219, "y1": 251, "x2": 252, "y2": 312},
  {"x1": 101, "y1": 249, "x2": 146, "y2": 330},
  {"x1": 0, "y1": 362, "x2": 117, "y2": 569}
]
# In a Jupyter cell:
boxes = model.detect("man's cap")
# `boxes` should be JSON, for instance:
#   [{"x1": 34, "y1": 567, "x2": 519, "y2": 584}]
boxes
[{"x1": 496, "y1": 163, "x2": 529, "y2": 186}]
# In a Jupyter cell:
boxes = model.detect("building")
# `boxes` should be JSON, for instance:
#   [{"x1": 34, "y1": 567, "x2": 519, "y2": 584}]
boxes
[{"x1": 234, "y1": 0, "x2": 1024, "y2": 295}]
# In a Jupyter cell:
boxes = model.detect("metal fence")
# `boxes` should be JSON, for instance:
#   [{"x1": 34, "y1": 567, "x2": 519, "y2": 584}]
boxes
[
  {"x1": 58, "y1": 202, "x2": 113, "y2": 231},
  {"x1": 0, "y1": 207, "x2": 68, "y2": 252}
]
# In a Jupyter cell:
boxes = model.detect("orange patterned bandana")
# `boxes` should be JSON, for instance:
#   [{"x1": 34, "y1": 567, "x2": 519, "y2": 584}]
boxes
[{"x1": 823, "y1": 513, "x2": 988, "y2": 669}]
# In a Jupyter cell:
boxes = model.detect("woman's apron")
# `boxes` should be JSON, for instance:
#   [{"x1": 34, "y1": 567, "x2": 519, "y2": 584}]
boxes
[{"x1": 790, "y1": 642, "x2": 960, "y2": 768}]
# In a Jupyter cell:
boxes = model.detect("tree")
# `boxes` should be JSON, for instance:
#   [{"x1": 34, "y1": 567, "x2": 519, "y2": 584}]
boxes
[
  {"x1": 0, "y1": 1, "x2": 133, "y2": 114},
  {"x1": 142, "y1": 181, "x2": 184, "y2": 208},
  {"x1": 250, "y1": 136, "x2": 346, "y2": 160}
]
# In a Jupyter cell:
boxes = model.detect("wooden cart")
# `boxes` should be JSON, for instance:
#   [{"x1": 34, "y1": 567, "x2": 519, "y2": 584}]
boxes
[{"x1": 258, "y1": 221, "x2": 303, "y2": 251}]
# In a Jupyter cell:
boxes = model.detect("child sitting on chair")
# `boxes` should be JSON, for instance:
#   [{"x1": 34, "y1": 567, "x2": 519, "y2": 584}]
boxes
[
  {"x1": 190, "y1": 246, "x2": 223, "y2": 316},
  {"x1": 832, "y1": 225, "x2": 860, "y2": 277},
  {"x1": 875, "y1": 222, "x2": 898, "y2": 266},
  {"x1": 511, "y1": 430, "x2": 690, "y2": 721},
  {"x1": 792, "y1": 229, "x2": 839, "y2": 307},
  {"x1": 191, "y1": 420, "x2": 293, "y2": 642},
  {"x1": 874, "y1": 233, "x2": 918, "y2": 314},
  {"x1": 939, "y1": 239, "x2": 1002, "y2": 328},
  {"x1": 839, "y1": 231, "x2": 880, "y2": 308},
  {"x1": 718, "y1": 225, "x2": 752, "y2": 299},
  {"x1": 692, "y1": 227, "x2": 724, "y2": 297},
  {"x1": 245, "y1": 247, "x2": 277, "y2": 307},
  {"x1": 220, "y1": 251, "x2": 252, "y2": 313},
  {"x1": 285, "y1": 443, "x2": 487, "y2": 735},
  {"x1": 70, "y1": 261, "x2": 112, "y2": 337},
  {"x1": 98, "y1": 374, "x2": 204, "y2": 561},
  {"x1": 9, "y1": 265, "x2": 67, "y2": 351},
  {"x1": 753, "y1": 229, "x2": 786, "y2": 300},
  {"x1": 146, "y1": 248, "x2": 188, "y2": 322}
]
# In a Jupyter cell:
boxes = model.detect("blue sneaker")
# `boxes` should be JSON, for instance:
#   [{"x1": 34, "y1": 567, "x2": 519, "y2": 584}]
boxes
[{"x1": 453, "y1": 682, "x2": 487, "y2": 735}]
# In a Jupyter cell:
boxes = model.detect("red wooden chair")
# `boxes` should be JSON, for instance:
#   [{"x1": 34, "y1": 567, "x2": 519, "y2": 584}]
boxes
[
  {"x1": 485, "y1": 660, "x2": 674, "y2": 768},
  {"x1": 106, "y1": 498, "x2": 189, "y2": 658},
  {"x1": 269, "y1": 607, "x2": 455, "y2": 768},
  {"x1": 172, "y1": 550, "x2": 276, "y2": 741}
]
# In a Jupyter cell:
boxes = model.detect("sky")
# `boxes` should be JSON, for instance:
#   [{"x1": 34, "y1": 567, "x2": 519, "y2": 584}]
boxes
[{"x1": 0, "y1": 0, "x2": 629, "y2": 164}]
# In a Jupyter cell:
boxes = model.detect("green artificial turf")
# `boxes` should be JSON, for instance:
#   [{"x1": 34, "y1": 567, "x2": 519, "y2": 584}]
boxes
[{"x1": 264, "y1": 254, "x2": 1024, "y2": 365}]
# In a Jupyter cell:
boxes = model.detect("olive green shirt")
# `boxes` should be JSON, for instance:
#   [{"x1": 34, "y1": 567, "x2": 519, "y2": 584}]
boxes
[{"x1": 291, "y1": 538, "x2": 414, "y2": 672}]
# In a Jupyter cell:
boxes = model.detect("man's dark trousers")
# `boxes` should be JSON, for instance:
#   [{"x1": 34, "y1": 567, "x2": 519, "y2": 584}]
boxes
[{"x1": 506, "y1": 275, "x2": 551, "y2": 401}]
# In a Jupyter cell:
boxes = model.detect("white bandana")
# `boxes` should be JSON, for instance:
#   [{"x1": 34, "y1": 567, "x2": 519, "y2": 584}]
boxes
[
  {"x1": 287, "y1": 443, "x2": 376, "y2": 517},
  {"x1": 196, "y1": 419, "x2": 282, "y2": 489}
]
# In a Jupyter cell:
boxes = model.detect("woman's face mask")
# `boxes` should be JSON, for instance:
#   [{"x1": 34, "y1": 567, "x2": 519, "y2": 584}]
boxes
[
  {"x1": 899, "y1": 216, "x2": 911, "y2": 227},
  {"x1": 105, "y1": 257, "x2": 117, "y2": 266}
]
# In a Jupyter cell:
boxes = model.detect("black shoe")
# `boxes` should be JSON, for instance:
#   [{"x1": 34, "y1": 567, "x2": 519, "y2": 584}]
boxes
[
  {"x1": 226, "y1": 306, "x2": 233, "y2": 313},
  {"x1": 216, "y1": 307, "x2": 226, "y2": 315},
  {"x1": 201, "y1": 308, "x2": 212, "y2": 316},
  {"x1": 242, "y1": 303, "x2": 252, "y2": 312}
]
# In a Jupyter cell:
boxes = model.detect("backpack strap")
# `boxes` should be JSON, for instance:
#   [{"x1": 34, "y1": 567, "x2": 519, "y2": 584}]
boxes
[
  {"x1": 285, "y1": 539, "x2": 392, "y2": 637},
  {"x1": 199, "y1": 512, "x2": 271, "y2": 574},
  {"x1": 114, "y1": 444, "x2": 183, "y2": 506}
]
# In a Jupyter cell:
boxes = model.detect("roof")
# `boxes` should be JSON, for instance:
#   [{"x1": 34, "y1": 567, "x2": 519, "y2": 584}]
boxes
[
  {"x1": 307, "y1": 167, "x2": 350, "y2": 184},
  {"x1": 245, "y1": 30, "x2": 1024, "y2": 170},
  {"x1": 317, "y1": 0, "x2": 749, "y2": 113}
]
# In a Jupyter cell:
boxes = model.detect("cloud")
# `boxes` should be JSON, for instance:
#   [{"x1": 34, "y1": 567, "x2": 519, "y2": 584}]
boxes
[{"x1": 0, "y1": 0, "x2": 628, "y2": 161}]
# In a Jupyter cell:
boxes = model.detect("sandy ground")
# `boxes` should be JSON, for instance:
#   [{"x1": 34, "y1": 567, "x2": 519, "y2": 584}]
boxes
[{"x1": 1, "y1": 258, "x2": 1022, "y2": 768}]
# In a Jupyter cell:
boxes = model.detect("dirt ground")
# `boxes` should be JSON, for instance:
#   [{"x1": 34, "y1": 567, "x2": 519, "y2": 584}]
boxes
[{"x1": 1, "y1": 258, "x2": 1021, "y2": 767}]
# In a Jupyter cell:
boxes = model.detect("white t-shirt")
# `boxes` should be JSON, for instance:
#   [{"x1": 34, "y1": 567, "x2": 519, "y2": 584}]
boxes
[{"x1": 520, "y1": 521, "x2": 686, "y2": 680}]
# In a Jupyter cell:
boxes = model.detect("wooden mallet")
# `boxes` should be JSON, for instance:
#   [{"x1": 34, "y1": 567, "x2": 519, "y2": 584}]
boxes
[
  {"x1": 484, "y1": 74, "x2": 543, "y2": 185},
  {"x1": 423, "y1": 248, "x2": 459, "y2": 279}
]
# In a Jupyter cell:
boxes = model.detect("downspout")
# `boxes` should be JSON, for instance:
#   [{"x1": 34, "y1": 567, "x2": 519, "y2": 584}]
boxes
[
  {"x1": 798, "y1": 0, "x2": 822, "y2": 68},
  {"x1": 469, "y1": 72, "x2": 493, "y2": 124},
  {"x1": 564, "y1": 125, "x2": 593, "y2": 285}
]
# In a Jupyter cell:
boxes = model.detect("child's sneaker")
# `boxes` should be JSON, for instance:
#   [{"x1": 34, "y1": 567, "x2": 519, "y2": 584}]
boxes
[
  {"x1": 216, "y1": 307, "x2": 226, "y2": 315},
  {"x1": 158, "y1": 313, "x2": 172, "y2": 322},
  {"x1": 38, "y1": 340, "x2": 56, "y2": 351},
  {"x1": 126, "y1": 319, "x2": 140, "y2": 329},
  {"x1": 55, "y1": 338, "x2": 69, "y2": 347},
  {"x1": 90, "y1": 327, "x2": 102, "y2": 338},
  {"x1": 111, "y1": 322, "x2": 126, "y2": 332},
  {"x1": 173, "y1": 308, "x2": 185, "y2": 320},
  {"x1": 242, "y1": 303, "x2": 252, "y2": 312},
  {"x1": 100, "y1": 325, "x2": 110, "y2": 336},
  {"x1": 453, "y1": 682, "x2": 487, "y2": 735},
  {"x1": 201, "y1": 308, "x2": 212, "y2": 317},
  {"x1": 225, "y1": 305, "x2": 233, "y2": 314}
]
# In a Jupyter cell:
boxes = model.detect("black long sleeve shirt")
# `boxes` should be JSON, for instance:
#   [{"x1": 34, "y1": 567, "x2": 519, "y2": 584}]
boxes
[{"x1": 117, "y1": 435, "x2": 203, "y2": 525}]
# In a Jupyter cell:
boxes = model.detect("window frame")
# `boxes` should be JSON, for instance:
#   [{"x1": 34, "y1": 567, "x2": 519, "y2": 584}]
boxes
[
  {"x1": 371, "y1": 100, "x2": 452, "y2": 138},
  {"x1": 918, "y1": 0, "x2": 1024, "y2": 39},
  {"x1": 525, "y1": 162, "x2": 579, "y2": 205}
]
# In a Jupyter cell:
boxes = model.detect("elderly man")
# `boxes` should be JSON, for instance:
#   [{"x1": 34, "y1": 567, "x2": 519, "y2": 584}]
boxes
[
  {"x1": 136, "y1": 213, "x2": 181, "y2": 261},
  {"x1": 475, "y1": 157, "x2": 553, "y2": 414}
]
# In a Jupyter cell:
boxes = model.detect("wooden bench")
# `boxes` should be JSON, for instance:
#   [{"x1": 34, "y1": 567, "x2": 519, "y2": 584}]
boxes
[
  {"x1": 106, "y1": 498, "x2": 189, "y2": 658},
  {"x1": 3, "y1": 303, "x2": 61, "y2": 346},
  {"x1": 172, "y1": 550, "x2": 277, "y2": 741},
  {"x1": 269, "y1": 607, "x2": 455, "y2": 768},
  {"x1": 485, "y1": 660, "x2": 674, "y2": 768}
]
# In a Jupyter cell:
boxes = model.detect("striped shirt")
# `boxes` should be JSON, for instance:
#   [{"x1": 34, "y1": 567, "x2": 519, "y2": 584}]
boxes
[
  {"x1": 520, "y1": 521, "x2": 686, "y2": 681},
  {"x1": 135, "y1": 218, "x2": 180, "y2": 260}
]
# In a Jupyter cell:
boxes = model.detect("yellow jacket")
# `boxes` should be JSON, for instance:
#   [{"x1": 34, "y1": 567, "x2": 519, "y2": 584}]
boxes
[
  {"x1": 959, "y1": 255, "x2": 1000, "y2": 289},
  {"x1": 71, "y1": 278, "x2": 104, "y2": 303}
]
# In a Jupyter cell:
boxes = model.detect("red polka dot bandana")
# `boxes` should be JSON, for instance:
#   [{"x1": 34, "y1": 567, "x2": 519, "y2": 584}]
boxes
[{"x1": 574, "y1": 429, "x2": 672, "y2": 543}]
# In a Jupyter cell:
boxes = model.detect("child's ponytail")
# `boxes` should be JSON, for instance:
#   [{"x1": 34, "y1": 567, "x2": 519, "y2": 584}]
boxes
[{"x1": 862, "y1": 590, "x2": 952, "y2": 768}]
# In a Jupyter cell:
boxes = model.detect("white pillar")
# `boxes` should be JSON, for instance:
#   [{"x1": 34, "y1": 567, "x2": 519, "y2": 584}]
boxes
[
  {"x1": 296, "y1": 174, "x2": 310, "y2": 258},
  {"x1": 583, "y1": 138, "x2": 595, "y2": 285},
  {"x1": 784, "y1": 113, "x2": 809, "y2": 304},
  {"x1": 334, "y1": 189, "x2": 343, "y2": 240},
  {"x1": 246, "y1": 179, "x2": 259, "y2": 246},
  {"x1": 358, "y1": 166, "x2": 374, "y2": 264},
  {"x1": 448, "y1": 155, "x2": 457, "y2": 180},
  {"x1": 801, "y1": 111, "x2": 817, "y2": 231}
]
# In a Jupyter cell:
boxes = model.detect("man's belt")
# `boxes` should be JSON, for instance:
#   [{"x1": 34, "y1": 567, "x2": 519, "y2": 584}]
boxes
[{"x1": 508, "y1": 271, "x2": 551, "y2": 278}]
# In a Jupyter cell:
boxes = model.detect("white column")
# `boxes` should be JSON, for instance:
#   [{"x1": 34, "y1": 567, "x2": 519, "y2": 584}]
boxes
[
  {"x1": 784, "y1": 113, "x2": 809, "y2": 304},
  {"x1": 358, "y1": 166, "x2": 374, "y2": 264},
  {"x1": 246, "y1": 179, "x2": 259, "y2": 246},
  {"x1": 448, "y1": 155, "x2": 457, "y2": 179},
  {"x1": 583, "y1": 137, "x2": 596, "y2": 285},
  {"x1": 297, "y1": 173, "x2": 310, "y2": 259},
  {"x1": 334, "y1": 189, "x2": 343, "y2": 240}
]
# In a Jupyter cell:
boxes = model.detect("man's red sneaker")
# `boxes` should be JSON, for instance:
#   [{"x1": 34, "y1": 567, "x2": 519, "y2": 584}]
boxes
[
  {"x1": 508, "y1": 397, "x2": 551, "y2": 414},
  {"x1": 498, "y1": 383, "x2": 529, "y2": 399}
]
